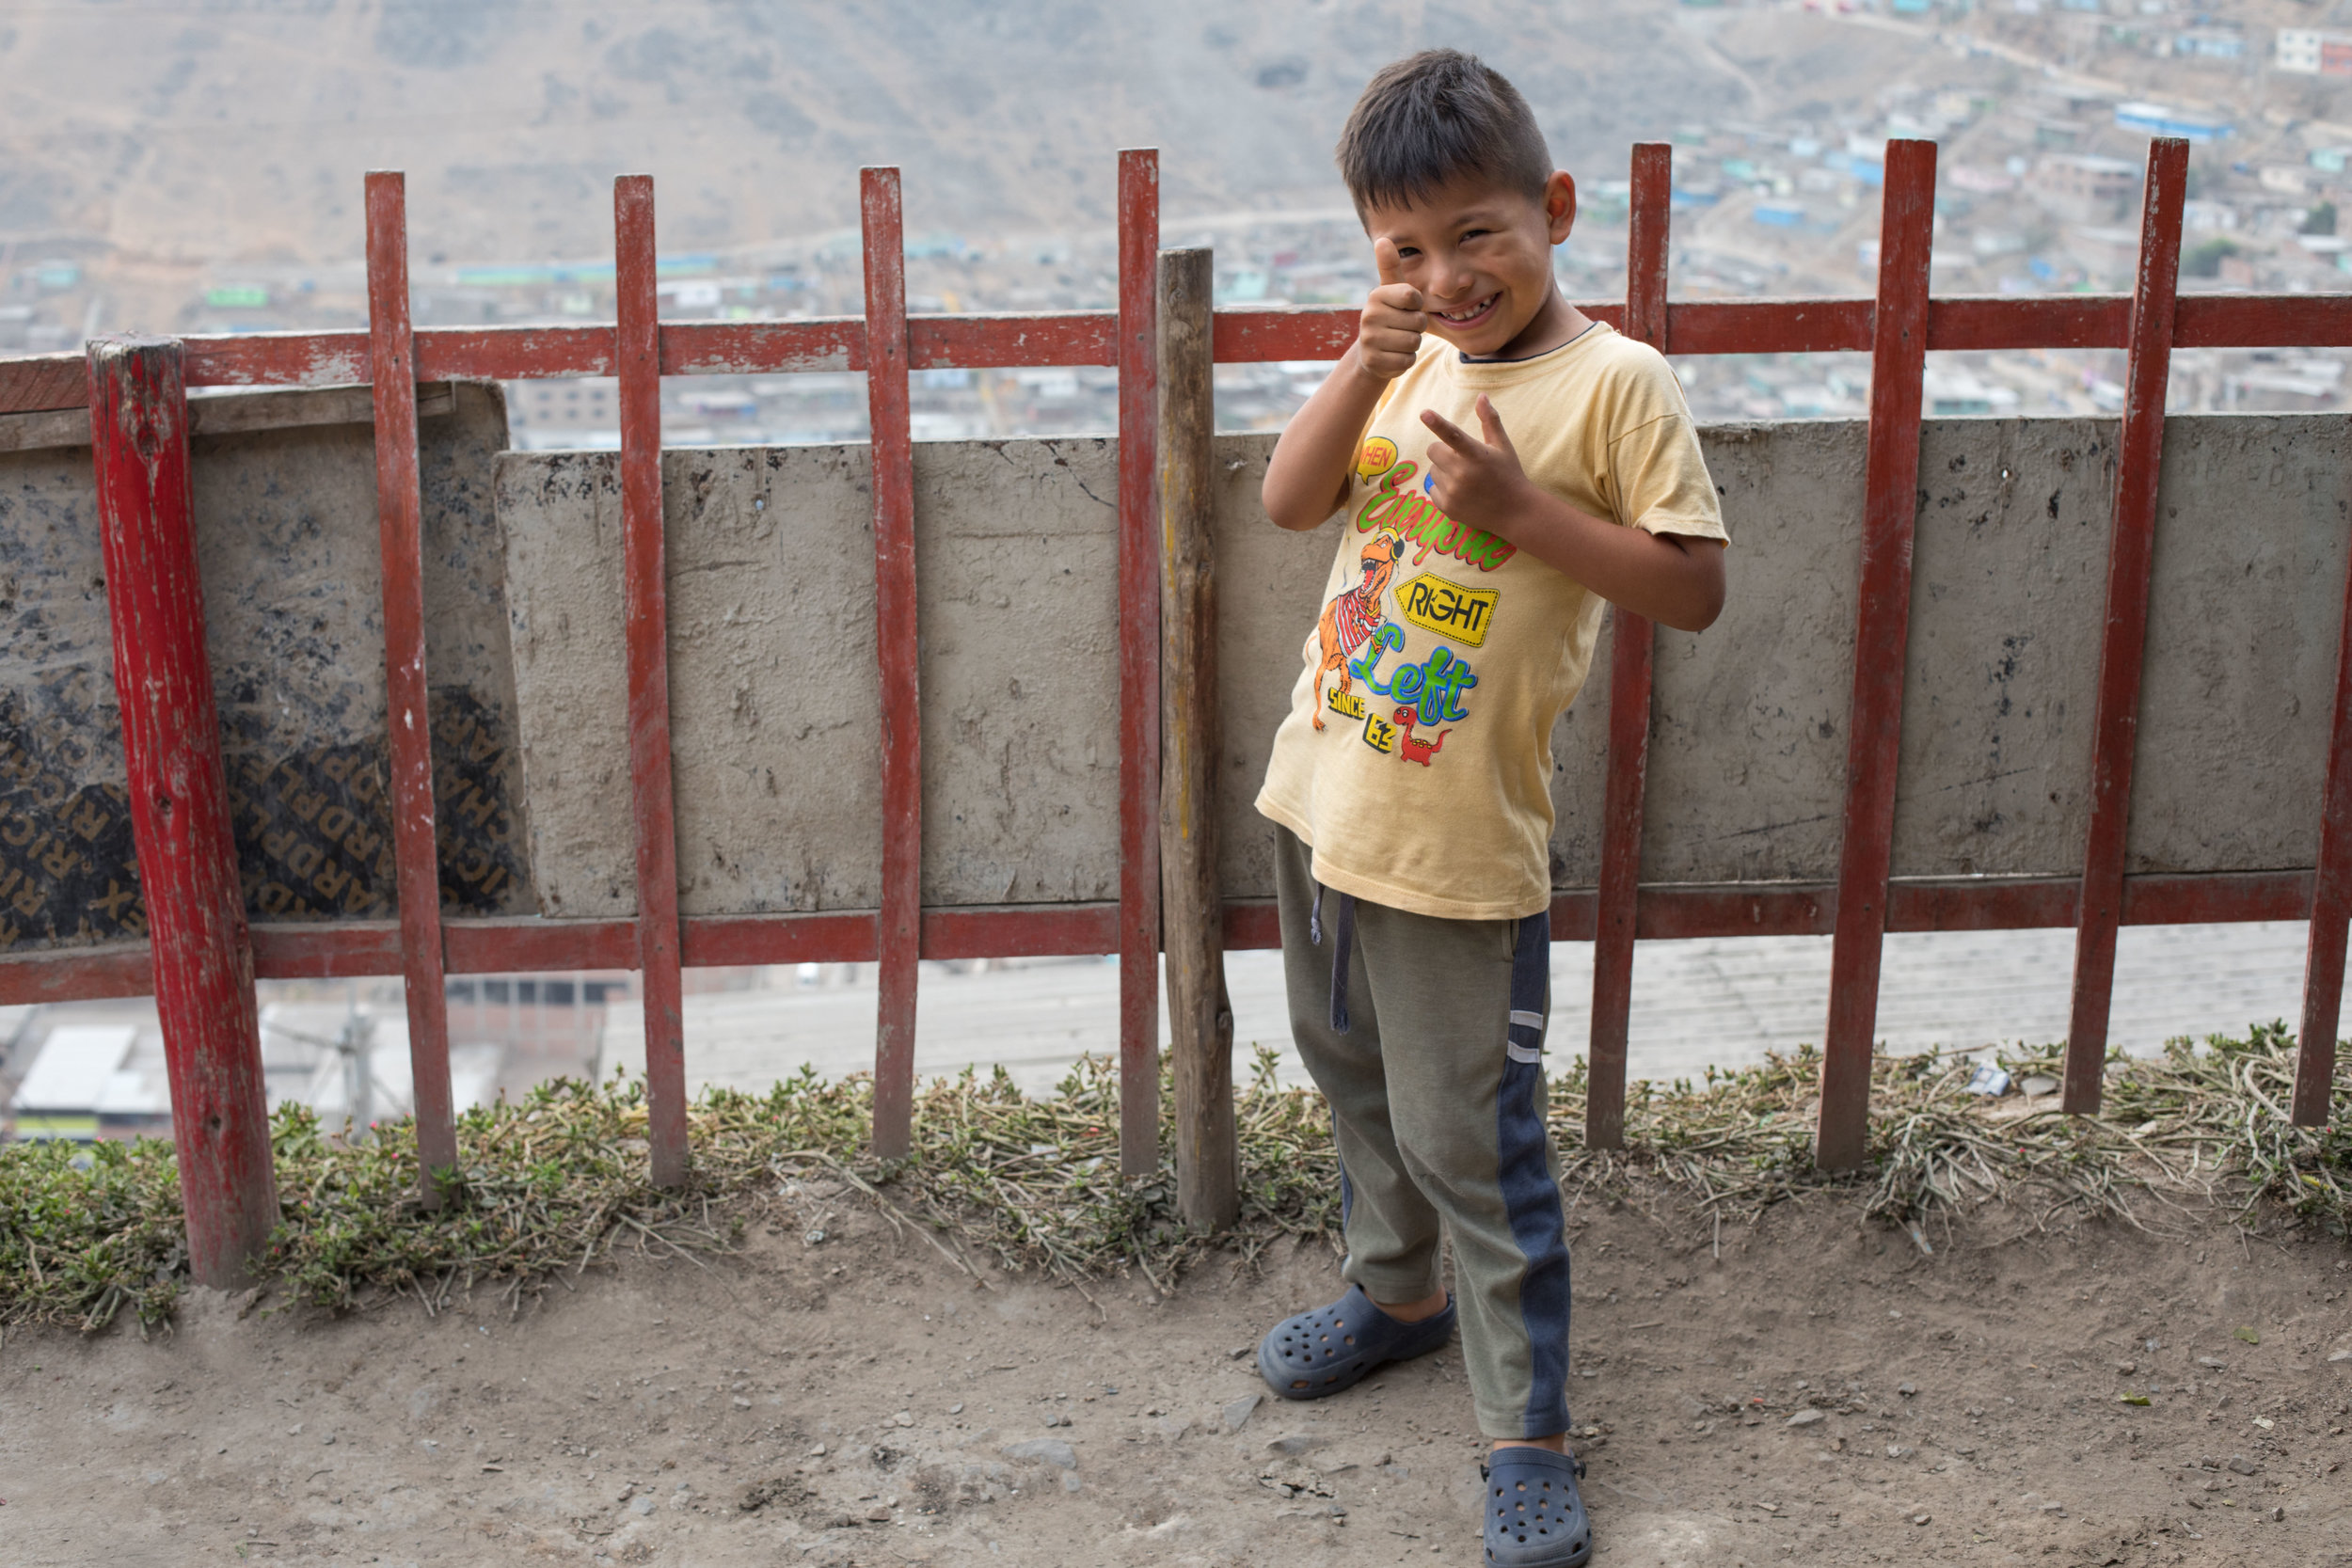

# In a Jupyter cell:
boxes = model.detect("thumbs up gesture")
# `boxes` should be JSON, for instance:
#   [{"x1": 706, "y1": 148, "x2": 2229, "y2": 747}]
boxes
[{"x1": 1356, "y1": 237, "x2": 1426, "y2": 382}]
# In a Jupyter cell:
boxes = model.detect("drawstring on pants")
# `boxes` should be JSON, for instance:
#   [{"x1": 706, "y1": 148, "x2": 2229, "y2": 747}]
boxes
[{"x1": 1310, "y1": 880, "x2": 1357, "y2": 1034}]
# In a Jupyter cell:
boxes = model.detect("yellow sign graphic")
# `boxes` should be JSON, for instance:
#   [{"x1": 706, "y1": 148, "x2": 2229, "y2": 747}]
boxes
[
  {"x1": 1327, "y1": 687, "x2": 1366, "y2": 721},
  {"x1": 1356, "y1": 436, "x2": 1398, "y2": 481},
  {"x1": 1396, "y1": 573, "x2": 1500, "y2": 648},
  {"x1": 1360, "y1": 712, "x2": 1397, "y2": 754}
]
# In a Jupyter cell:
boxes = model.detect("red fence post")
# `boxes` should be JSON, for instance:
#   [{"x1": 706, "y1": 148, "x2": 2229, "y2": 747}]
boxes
[
  {"x1": 861, "y1": 166, "x2": 923, "y2": 1163},
  {"x1": 1117, "y1": 149, "x2": 1164, "y2": 1176},
  {"x1": 2296, "y1": 423, "x2": 2352, "y2": 1126},
  {"x1": 1586, "y1": 142, "x2": 1673, "y2": 1152},
  {"x1": 363, "y1": 171, "x2": 458, "y2": 1201},
  {"x1": 614, "y1": 174, "x2": 691, "y2": 1185},
  {"x1": 2065, "y1": 137, "x2": 2188, "y2": 1116},
  {"x1": 87, "y1": 335, "x2": 278, "y2": 1287},
  {"x1": 1816, "y1": 139, "x2": 1937, "y2": 1170}
]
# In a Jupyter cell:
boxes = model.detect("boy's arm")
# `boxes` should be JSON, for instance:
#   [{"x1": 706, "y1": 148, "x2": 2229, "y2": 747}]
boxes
[
  {"x1": 1422, "y1": 396, "x2": 1726, "y2": 633},
  {"x1": 1262, "y1": 240, "x2": 1426, "y2": 532}
]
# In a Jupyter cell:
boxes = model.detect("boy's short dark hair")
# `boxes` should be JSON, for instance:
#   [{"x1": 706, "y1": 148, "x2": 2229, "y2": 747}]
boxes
[{"x1": 1336, "y1": 49, "x2": 1552, "y2": 215}]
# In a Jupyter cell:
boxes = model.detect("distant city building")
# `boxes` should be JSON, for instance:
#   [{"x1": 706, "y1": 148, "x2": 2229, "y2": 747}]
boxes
[
  {"x1": 2113, "y1": 102, "x2": 2233, "y2": 141},
  {"x1": 2183, "y1": 199, "x2": 2241, "y2": 233},
  {"x1": 507, "y1": 376, "x2": 621, "y2": 451},
  {"x1": 2169, "y1": 26, "x2": 2243, "y2": 60},
  {"x1": 1949, "y1": 164, "x2": 2020, "y2": 195},
  {"x1": 2067, "y1": 225, "x2": 2146, "y2": 278},
  {"x1": 2276, "y1": 29, "x2": 2352, "y2": 77},
  {"x1": 2030, "y1": 153, "x2": 2143, "y2": 222},
  {"x1": 7, "y1": 1024, "x2": 166, "y2": 1141}
]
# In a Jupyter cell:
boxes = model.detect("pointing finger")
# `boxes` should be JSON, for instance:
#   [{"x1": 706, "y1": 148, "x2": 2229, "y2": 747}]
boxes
[
  {"x1": 1419, "y1": 407, "x2": 1480, "y2": 455},
  {"x1": 1475, "y1": 394, "x2": 1516, "y2": 454}
]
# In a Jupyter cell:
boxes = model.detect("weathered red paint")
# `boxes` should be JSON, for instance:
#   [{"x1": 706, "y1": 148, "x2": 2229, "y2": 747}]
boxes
[
  {"x1": 417, "y1": 325, "x2": 613, "y2": 382},
  {"x1": 0, "y1": 942, "x2": 157, "y2": 1005},
  {"x1": 2174, "y1": 294, "x2": 2352, "y2": 350},
  {"x1": 2066, "y1": 139, "x2": 2189, "y2": 1117},
  {"x1": 2296, "y1": 430, "x2": 2352, "y2": 1124},
  {"x1": 8, "y1": 288, "x2": 2344, "y2": 412},
  {"x1": 1665, "y1": 299, "x2": 1874, "y2": 356},
  {"x1": 185, "y1": 331, "x2": 372, "y2": 389},
  {"x1": 256, "y1": 921, "x2": 405, "y2": 977},
  {"x1": 86, "y1": 335, "x2": 278, "y2": 1288},
  {"x1": 862, "y1": 167, "x2": 924, "y2": 1164},
  {"x1": 614, "y1": 175, "x2": 691, "y2": 1188},
  {"x1": 1817, "y1": 140, "x2": 1938, "y2": 1171},
  {"x1": 364, "y1": 172, "x2": 459, "y2": 1199},
  {"x1": 8, "y1": 870, "x2": 2317, "y2": 1008},
  {"x1": 1117, "y1": 148, "x2": 1164, "y2": 1177},
  {"x1": 1586, "y1": 142, "x2": 1673, "y2": 1153},
  {"x1": 915, "y1": 312, "x2": 1118, "y2": 370},
  {"x1": 664, "y1": 319, "x2": 863, "y2": 376},
  {"x1": 1929, "y1": 296, "x2": 2129, "y2": 353}
]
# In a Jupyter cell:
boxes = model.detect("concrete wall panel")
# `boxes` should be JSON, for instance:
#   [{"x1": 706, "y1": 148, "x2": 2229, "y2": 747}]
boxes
[
  {"x1": 1889, "y1": 419, "x2": 2112, "y2": 879},
  {"x1": 0, "y1": 383, "x2": 530, "y2": 951},
  {"x1": 500, "y1": 438, "x2": 1129, "y2": 917},
  {"x1": 912, "y1": 438, "x2": 1123, "y2": 906},
  {"x1": 2130, "y1": 414, "x2": 2352, "y2": 875},
  {"x1": 1641, "y1": 421, "x2": 1866, "y2": 884},
  {"x1": 497, "y1": 415, "x2": 2352, "y2": 918}
]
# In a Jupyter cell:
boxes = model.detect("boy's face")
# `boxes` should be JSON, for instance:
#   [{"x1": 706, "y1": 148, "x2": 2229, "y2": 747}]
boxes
[{"x1": 1360, "y1": 170, "x2": 1577, "y2": 358}]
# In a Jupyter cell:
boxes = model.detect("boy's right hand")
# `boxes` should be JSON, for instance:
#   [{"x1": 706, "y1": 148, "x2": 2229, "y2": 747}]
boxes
[{"x1": 1357, "y1": 237, "x2": 1425, "y2": 382}]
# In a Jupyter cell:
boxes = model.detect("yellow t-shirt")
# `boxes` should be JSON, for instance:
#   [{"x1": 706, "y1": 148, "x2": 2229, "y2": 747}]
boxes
[{"x1": 1254, "y1": 321, "x2": 1728, "y2": 921}]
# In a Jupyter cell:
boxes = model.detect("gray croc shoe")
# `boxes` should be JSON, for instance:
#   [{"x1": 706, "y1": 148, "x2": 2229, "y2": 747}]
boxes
[
  {"x1": 1481, "y1": 1446, "x2": 1591, "y2": 1567},
  {"x1": 1256, "y1": 1283, "x2": 1455, "y2": 1401}
]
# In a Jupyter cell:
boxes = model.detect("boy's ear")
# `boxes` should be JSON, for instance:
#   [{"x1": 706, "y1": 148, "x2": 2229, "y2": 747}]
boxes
[{"x1": 1545, "y1": 172, "x2": 1578, "y2": 246}]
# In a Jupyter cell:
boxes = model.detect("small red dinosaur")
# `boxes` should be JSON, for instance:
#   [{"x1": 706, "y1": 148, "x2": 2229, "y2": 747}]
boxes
[{"x1": 1393, "y1": 705, "x2": 1449, "y2": 767}]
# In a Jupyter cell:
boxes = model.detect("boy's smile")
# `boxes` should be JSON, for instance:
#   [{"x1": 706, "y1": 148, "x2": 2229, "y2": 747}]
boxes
[{"x1": 1361, "y1": 169, "x2": 1588, "y2": 361}]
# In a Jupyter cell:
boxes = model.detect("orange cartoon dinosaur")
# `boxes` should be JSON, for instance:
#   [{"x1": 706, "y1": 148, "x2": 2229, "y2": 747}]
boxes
[
  {"x1": 1393, "y1": 705, "x2": 1449, "y2": 767},
  {"x1": 1311, "y1": 531, "x2": 1405, "y2": 730}
]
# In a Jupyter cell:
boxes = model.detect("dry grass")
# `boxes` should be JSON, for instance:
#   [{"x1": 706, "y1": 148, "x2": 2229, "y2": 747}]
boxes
[{"x1": 1, "y1": 1026, "x2": 2344, "y2": 1334}]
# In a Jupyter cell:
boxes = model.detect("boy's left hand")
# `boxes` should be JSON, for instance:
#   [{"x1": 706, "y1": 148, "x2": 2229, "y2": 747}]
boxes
[{"x1": 1421, "y1": 396, "x2": 1534, "y2": 537}]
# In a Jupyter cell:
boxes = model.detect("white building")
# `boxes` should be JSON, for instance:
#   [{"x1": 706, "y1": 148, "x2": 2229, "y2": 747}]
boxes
[{"x1": 2277, "y1": 28, "x2": 2352, "y2": 76}]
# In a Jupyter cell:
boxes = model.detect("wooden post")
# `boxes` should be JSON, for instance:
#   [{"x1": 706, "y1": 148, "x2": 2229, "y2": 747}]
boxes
[
  {"x1": 1586, "y1": 141, "x2": 1672, "y2": 1151},
  {"x1": 87, "y1": 335, "x2": 278, "y2": 1288},
  {"x1": 363, "y1": 171, "x2": 458, "y2": 1203},
  {"x1": 614, "y1": 174, "x2": 691, "y2": 1185},
  {"x1": 1815, "y1": 139, "x2": 1937, "y2": 1170},
  {"x1": 1157, "y1": 246, "x2": 1237, "y2": 1229},
  {"x1": 1116, "y1": 149, "x2": 1164, "y2": 1177},
  {"x1": 2064, "y1": 138, "x2": 2188, "y2": 1116},
  {"x1": 2294, "y1": 415, "x2": 2352, "y2": 1126},
  {"x1": 861, "y1": 166, "x2": 923, "y2": 1163}
]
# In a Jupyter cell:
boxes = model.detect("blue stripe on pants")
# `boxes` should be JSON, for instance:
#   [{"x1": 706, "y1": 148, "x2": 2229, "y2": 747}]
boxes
[{"x1": 1495, "y1": 911, "x2": 1571, "y2": 1435}]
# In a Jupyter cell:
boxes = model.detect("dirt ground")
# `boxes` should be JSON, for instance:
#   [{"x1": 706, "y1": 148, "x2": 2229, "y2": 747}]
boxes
[{"x1": 4, "y1": 1186, "x2": 2349, "y2": 1568}]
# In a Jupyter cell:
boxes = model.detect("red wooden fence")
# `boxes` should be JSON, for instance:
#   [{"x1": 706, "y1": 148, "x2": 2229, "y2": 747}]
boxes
[{"x1": 4, "y1": 139, "x2": 2349, "y2": 1268}]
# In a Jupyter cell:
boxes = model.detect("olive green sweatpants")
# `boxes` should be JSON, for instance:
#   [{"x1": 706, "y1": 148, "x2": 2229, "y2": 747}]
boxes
[{"x1": 1273, "y1": 826, "x2": 1574, "y2": 1439}]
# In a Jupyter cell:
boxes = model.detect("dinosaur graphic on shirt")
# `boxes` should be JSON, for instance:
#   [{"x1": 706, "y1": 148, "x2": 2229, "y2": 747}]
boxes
[
  {"x1": 1392, "y1": 705, "x2": 1449, "y2": 767},
  {"x1": 1310, "y1": 531, "x2": 1404, "y2": 732}
]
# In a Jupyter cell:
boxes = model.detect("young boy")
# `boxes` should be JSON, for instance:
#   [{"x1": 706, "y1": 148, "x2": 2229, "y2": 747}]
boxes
[{"x1": 1250, "y1": 50, "x2": 1727, "y2": 1568}]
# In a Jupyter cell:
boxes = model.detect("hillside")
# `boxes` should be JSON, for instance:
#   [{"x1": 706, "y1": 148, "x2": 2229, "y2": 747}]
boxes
[{"x1": 1, "y1": 0, "x2": 1759, "y2": 317}]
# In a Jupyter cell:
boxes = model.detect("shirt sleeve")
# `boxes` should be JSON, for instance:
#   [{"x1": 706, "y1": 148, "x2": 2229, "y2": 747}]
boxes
[{"x1": 1602, "y1": 369, "x2": 1729, "y2": 545}]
